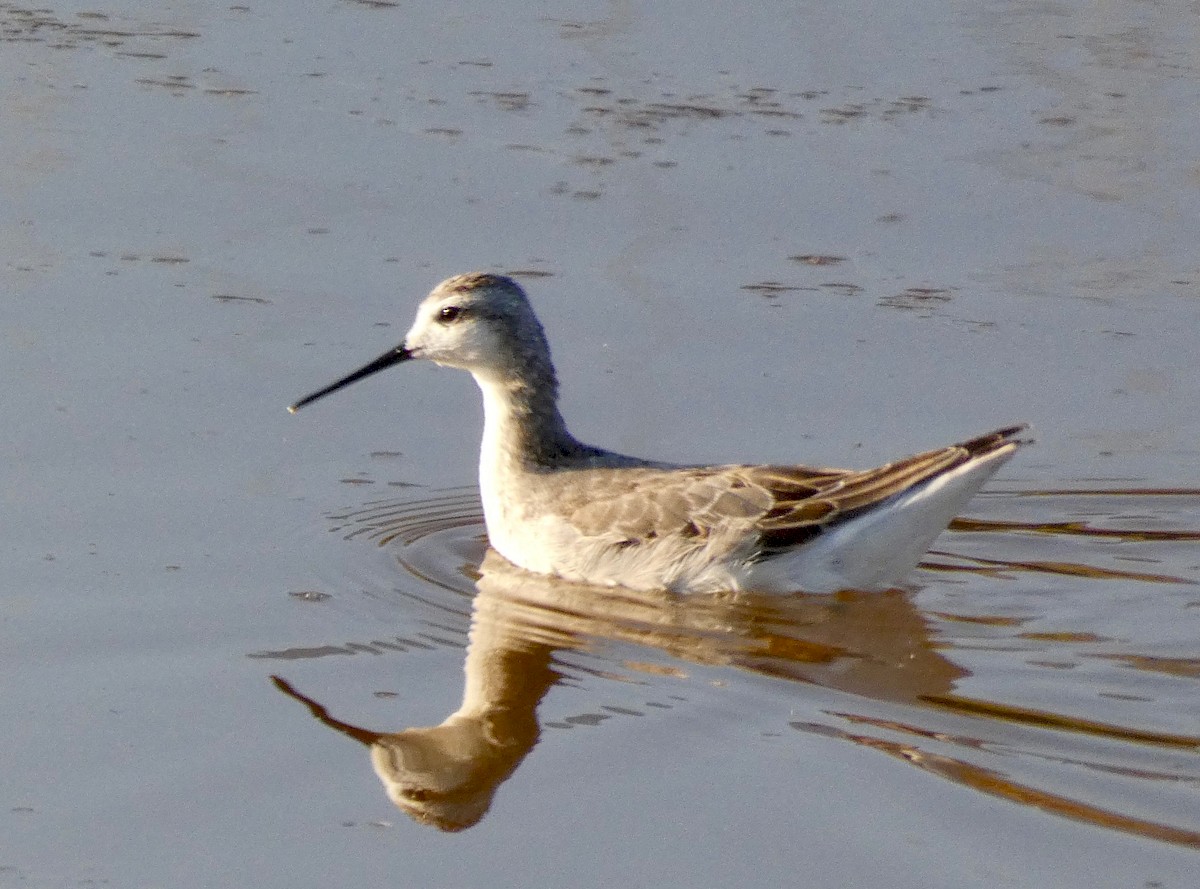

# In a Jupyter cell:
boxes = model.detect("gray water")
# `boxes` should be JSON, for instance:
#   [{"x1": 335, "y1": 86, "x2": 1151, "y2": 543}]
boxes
[{"x1": 3, "y1": 2, "x2": 1198, "y2": 886}]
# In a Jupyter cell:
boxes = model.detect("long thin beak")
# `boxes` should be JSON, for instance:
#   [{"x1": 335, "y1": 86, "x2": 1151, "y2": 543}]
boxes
[{"x1": 288, "y1": 345, "x2": 413, "y2": 413}]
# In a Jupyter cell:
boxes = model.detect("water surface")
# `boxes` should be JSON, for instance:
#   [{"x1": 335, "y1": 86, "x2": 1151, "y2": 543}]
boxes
[{"x1": 3, "y1": 1, "x2": 1199, "y2": 886}]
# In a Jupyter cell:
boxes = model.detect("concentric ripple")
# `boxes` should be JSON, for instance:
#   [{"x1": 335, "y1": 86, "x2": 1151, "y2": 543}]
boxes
[
  {"x1": 302, "y1": 484, "x2": 1200, "y2": 844},
  {"x1": 328, "y1": 484, "x2": 1200, "y2": 595},
  {"x1": 329, "y1": 487, "x2": 486, "y2": 593}
]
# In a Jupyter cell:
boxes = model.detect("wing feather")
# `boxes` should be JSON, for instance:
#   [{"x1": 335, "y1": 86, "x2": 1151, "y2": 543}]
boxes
[{"x1": 562, "y1": 426, "x2": 1027, "y2": 558}]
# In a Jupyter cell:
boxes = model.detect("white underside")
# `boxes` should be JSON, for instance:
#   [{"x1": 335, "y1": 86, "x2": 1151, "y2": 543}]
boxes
[
  {"x1": 484, "y1": 444, "x2": 1017, "y2": 595},
  {"x1": 728, "y1": 445, "x2": 1016, "y2": 593}
]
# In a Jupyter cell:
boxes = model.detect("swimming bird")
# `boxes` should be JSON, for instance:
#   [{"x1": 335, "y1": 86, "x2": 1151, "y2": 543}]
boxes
[{"x1": 290, "y1": 272, "x2": 1027, "y2": 593}]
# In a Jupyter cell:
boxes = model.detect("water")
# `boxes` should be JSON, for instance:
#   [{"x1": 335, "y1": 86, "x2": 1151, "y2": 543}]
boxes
[
  {"x1": 268, "y1": 486, "x2": 1200, "y2": 847},
  {"x1": 3, "y1": 1, "x2": 1199, "y2": 886}
]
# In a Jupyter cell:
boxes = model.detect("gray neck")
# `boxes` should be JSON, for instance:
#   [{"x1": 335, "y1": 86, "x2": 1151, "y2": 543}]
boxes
[{"x1": 475, "y1": 361, "x2": 581, "y2": 468}]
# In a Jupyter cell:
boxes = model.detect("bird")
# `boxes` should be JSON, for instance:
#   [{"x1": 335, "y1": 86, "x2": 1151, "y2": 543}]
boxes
[{"x1": 289, "y1": 272, "x2": 1027, "y2": 594}]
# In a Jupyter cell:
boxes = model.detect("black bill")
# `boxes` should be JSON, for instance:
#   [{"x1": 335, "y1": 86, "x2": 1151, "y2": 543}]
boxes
[{"x1": 288, "y1": 345, "x2": 413, "y2": 413}]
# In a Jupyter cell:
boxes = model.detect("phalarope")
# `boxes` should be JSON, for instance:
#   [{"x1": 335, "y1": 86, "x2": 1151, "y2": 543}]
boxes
[{"x1": 290, "y1": 272, "x2": 1027, "y2": 593}]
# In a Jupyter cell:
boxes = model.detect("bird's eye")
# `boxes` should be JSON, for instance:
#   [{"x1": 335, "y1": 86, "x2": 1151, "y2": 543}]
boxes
[{"x1": 438, "y1": 305, "x2": 462, "y2": 323}]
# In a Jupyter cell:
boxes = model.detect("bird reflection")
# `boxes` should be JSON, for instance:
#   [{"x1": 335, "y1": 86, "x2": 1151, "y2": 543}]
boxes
[
  {"x1": 273, "y1": 548, "x2": 962, "y2": 831},
  {"x1": 272, "y1": 486, "x2": 1200, "y2": 844}
]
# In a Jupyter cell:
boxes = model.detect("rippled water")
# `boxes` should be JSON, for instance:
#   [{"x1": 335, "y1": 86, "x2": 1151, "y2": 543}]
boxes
[
  {"x1": 6, "y1": 0, "x2": 1200, "y2": 885},
  {"x1": 263, "y1": 485, "x2": 1200, "y2": 845}
]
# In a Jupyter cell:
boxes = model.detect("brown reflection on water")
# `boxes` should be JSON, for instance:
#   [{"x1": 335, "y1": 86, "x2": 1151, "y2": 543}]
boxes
[
  {"x1": 272, "y1": 575, "x2": 560, "y2": 833},
  {"x1": 929, "y1": 488, "x2": 1200, "y2": 584},
  {"x1": 926, "y1": 549, "x2": 1194, "y2": 585},
  {"x1": 272, "y1": 486, "x2": 1200, "y2": 841},
  {"x1": 950, "y1": 516, "x2": 1200, "y2": 543},
  {"x1": 1093, "y1": 653, "x2": 1200, "y2": 680},
  {"x1": 791, "y1": 718, "x2": 1200, "y2": 849},
  {"x1": 273, "y1": 549, "x2": 965, "y2": 831},
  {"x1": 921, "y1": 695, "x2": 1200, "y2": 751}
]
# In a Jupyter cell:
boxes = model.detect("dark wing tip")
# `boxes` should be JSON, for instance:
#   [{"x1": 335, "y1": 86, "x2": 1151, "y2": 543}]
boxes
[{"x1": 960, "y1": 423, "x2": 1033, "y2": 457}]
